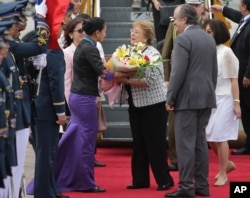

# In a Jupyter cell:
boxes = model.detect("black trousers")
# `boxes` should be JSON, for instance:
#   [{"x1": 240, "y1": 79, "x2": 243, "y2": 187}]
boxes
[
  {"x1": 152, "y1": 6, "x2": 169, "y2": 42},
  {"x1": 128, "y1": 101, "x2": 172, "y2": 186},
  {"x1": 33, "y1": 120, "x2": 59, "y2": 198}
]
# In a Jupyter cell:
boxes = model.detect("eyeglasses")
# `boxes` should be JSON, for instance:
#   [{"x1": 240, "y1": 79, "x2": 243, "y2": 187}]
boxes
[
  {"x1": 73, "y1": 28, "x2": 84, "y2": 34},
  {"x1": 130, "y1": 29, "x2": 141, "y2": 35}
]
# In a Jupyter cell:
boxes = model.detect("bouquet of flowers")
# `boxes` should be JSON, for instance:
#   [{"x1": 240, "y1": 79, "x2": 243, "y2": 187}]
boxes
[{"x1": 106, "y1": 42, "x2": 161, "y2": 79}]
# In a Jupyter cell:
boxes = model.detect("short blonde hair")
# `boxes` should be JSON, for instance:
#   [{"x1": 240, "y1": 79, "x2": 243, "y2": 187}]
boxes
[{"x1": 133, "y1": 20, "x2": 155, "y2": 45}]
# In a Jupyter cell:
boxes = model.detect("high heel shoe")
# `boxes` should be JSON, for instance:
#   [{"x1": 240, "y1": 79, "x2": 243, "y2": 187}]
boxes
[{"x1": 83, "y1": 186, "x2": 106, "y2": 193}]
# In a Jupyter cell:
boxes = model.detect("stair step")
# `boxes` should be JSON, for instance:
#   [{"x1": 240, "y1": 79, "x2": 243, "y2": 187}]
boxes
[
  {"x1": 102, "y1": 127, "x2": 132, "y2": 141},
  {"x1": 101, "y1": 0, "x2": 134, "y2": 7},
  {"x1": 107, "y1": 122, "x2": 130, "y2": 128},
  {"x1": 103, "y1": 107, "x2": 129, "y2": 122},
  {"x1": 102, "y1": 38, "x2": 131, "y2": 55},
  {"x1": 101, "y1": 0, "x2": 149, "y2": 7},
  {"x1": 101, "y1": 7, "x2": 152, "y2": 22},
  {"x1": 106, "y1": 22, "x2": 132, "y2": 38}
]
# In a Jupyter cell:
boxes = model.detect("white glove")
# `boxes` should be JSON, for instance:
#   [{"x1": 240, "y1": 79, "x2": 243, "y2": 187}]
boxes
[
  {"x1": 33, "y1": 53, "x2": 47, "y2": 70},
  {"x1": 35, "y1": 0, "x2": 48, "y2": 18}
]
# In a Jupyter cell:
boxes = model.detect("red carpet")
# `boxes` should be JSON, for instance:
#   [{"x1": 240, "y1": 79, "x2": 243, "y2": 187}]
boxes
[{"x1": 62, "y1": 148, "x2": 250, "y2": 198}]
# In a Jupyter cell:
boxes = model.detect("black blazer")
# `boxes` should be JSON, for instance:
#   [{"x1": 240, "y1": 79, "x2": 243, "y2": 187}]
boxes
[
  {"x1": 71, "y1": 39, "x2": 104, "y2": 96},
  {"x1": 223, "y1": 7, "x2": 250, "y2": 106}
]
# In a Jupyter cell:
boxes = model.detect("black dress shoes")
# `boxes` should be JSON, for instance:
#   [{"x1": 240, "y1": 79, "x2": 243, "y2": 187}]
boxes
[
  {"x1": 83, "y1": 186, "x2": 106, "y2": 193},
  {"x1": 195, "y1": 189, "x2": 210, "y2": 197},
  {"x1": 165, "y1": 190, "x2": 195, "y2": 198},
  {"x1": 231, "y1": 147, "x2": 250, "y2": 155},
  {"x1": 94, "y1": 160, "x2": 106, "y2": 167},
  {"x1": 55, "y1": 193, "x2": 69, "y2": 198},
  {"x1": 169, "y1": 162, "x2": 178, "y2": 171},
  {"x1": 157, "y1": 180, "x2": 174, "y2": 191},
  {"x1": 126, "y1": 184, "x2": 149, "y2": 189}
]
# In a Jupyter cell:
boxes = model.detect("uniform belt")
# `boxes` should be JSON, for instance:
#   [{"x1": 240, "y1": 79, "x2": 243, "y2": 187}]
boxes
[
  {"x1": 0, "y1": 127, "x2": 8, "y2": 138},
  {"x1": 19, "y1": 75, "x2": 29, "y2": 85},
  {"x1": 9, "y1": 118, "x2": 16, "y2": 129},
  {"x1": 5, "y1": 110, "x2": 10, "y2": 118},
  {"x1": 14, "y1": 90, "x2": 23, "y2": 99}
]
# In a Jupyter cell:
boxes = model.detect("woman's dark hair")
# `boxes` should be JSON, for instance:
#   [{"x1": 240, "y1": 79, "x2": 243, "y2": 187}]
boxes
[
  {"x1": 76, "y1": 13, "x2": 91, "y2": 21},
  {"x1": 242, "y1": 0, "x2": 250, "y2": 11},
  {"x1": 82, "y1": 17, "x2": 105, "y2": 35},
  {"x1": 203, "y1": 19, "x2": 230, "y2": 45},
  {"x1": 64, "y1": 18, "x2": 83, "y2": 48}
]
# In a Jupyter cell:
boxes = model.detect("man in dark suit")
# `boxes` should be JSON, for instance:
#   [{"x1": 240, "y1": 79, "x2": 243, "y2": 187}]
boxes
[
  {"x1": 165, "y1": 4, "x2": 217, "y2": 198},
  {"x1": 162, "y1": 0, "x2": 206, "y2": 171},
  {"x1": 211, "y1": 0, "x2": 250, "y2": 155}
]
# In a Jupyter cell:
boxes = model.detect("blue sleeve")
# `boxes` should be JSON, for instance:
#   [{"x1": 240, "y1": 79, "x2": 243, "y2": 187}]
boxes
[
  {"x1": 9, "y1": 17, "x2": 50, "y2": 58},
  {"x1": 46, "y1": 49, "x2": 65, "y2": 115}
]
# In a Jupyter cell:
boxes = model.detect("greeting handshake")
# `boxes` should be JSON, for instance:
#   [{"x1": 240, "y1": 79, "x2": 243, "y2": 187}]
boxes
[{"x1": 35, "y1": 0, "x2": 48, "y2": 18}]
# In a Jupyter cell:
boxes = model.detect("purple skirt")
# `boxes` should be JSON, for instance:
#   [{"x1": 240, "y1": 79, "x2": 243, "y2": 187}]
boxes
[
  {"x1": 26, "y1": 93, "x2": 98, "y2": 194},
  {"x1": 55, "y1": 93, "x2": 98, "y2": 191}
]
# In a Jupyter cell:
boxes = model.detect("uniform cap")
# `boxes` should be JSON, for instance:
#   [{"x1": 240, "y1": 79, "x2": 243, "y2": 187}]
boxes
[
  {"x1": 16, "y1": 0, "x2": 29, "y2": 5},
  {"x1": 0, "y1": 1, "x2": 28, "y2": 21},
  {"x1": 0, "y1": 27, "x2": 7, "y2": 48},
  {"x1": 0, "y1": 19, "x2": 15, "y2": 28},
  {"x1": 14, "y1": 3, "x2": 27, "y2": 24},
  {"x1": 0, "y1": 3, "x2": 17, "y2": 20},
  {"x1": 15, "y1": 0, "x2": 29, "y2": 16},
  {"x1": 185, "y1": 0, "x2": 204, "y2": 4},
  {"x1": 0, "y1": 20, "x2": 15, "y2": 41}
]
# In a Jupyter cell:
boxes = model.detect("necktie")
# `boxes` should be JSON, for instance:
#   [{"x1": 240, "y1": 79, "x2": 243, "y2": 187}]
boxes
[
  {"x1": 237, "y1": 18, "x2": 245, "y2": 33},
  {"x1": 231, "y1": 18, "x2": 244, "y2": 44}
]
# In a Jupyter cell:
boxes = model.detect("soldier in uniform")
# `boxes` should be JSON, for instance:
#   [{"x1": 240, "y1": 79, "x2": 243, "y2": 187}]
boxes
[
  {"x1": 0, "y1": 18, "x2": 20, "y2": 198},
  {"x1": 0, "y1": 23, "x2": 16, "y2": 197},
  {"x1": 0, "y1": 26, "x2": 12, "y2": 189},
  {"x1": 30, "y1": 1, "x2": 69, "y2": 198},
  {"x1": 3, "y1": 1, "x2": 50, "y2": 197}
]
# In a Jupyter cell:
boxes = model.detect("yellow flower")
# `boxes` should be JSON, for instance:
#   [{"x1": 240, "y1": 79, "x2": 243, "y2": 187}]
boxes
[
  {"x1": 115, "y1": 45, "x2": 128, "y2": 58},
  {"x1": 111, "y1": 42, "x2": 162, "y2": 78},
  {"x1": 128, "y1": 58, "x2": 138, "y2": 66},
  {"x1": 135, "y1": 42, "x2": 144, "y2": 51},
  {"x1": 138, "y1": 58, "x2": 147, "y2": 65}
]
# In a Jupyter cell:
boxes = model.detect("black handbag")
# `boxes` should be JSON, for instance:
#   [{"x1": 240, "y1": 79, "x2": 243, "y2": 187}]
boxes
[{"x1": 158, "y1": 0, "x2": 184, "y2": 25}]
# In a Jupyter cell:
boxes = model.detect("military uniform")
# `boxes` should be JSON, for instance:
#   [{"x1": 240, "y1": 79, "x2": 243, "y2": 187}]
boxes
[
  {"x1": 9, "y1": 13, "x2": 49, "y2": 198},
  {"x1": 0, "y1": 24, "x2": 16, "y2": 193},
  {"x1": 0, "y1": 70, "x2": 15, "y2": 188},
  {"x1": 0, "y1": 1, "x2": 50, "y2": 197},
  {"x1": 33, "y1": 48, "x2": 66, "y2": 198}
]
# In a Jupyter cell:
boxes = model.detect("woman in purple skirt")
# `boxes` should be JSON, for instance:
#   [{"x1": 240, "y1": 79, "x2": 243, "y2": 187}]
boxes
[{"x1": 55, "y1": 17, "x2": 132, "y2": 193}]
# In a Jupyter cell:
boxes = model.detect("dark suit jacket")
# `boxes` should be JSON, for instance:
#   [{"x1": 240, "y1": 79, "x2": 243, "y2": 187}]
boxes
[
  {"x1": 71, "y1": 39, "x2": 104, "y2": 96},
  {"x1": 166, "y1": 26, "x2": 217, "y2": 110},
  {"x1": 223, "y1": 7, "x2": 250, "y2": 106},
  {"x1": 35, "y1": 49, "x2": 65, "y2": 121}
]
